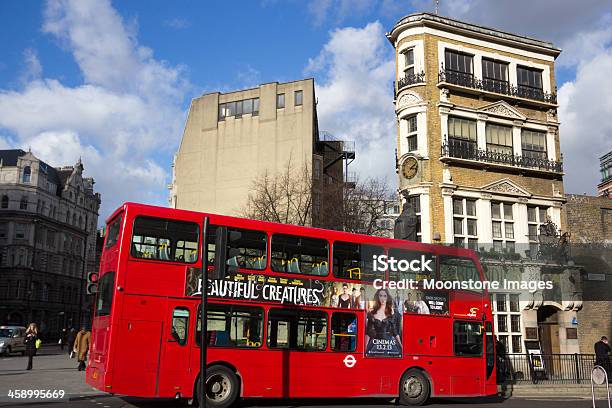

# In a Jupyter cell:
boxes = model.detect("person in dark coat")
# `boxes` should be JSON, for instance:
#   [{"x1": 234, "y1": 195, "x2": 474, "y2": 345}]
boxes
[
  {"x1": 66, "y1": 327, "x2": 76, "y2": 356},
  {"x1": 496, "y1": 337, "x2": 507, "y2": 382},
  {"x1": 595, "y1": 336, "x2": 611, "y2": 379},
  {"x1": 24, "y1": 323, "x2": 39, "y2": 370},
  {"x1": 59, "y1": 328, "x2": 67, "y2": 351}
]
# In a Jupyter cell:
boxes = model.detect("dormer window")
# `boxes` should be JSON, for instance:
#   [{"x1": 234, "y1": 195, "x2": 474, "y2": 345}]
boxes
[{"x1": 22, "y1": 166, "x2": 31, "y2": 183}]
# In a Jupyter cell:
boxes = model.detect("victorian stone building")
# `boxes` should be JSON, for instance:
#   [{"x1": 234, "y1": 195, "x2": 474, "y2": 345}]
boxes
[
  {"x1": 0, "y1": 149, "x2": 100, "y2": 339},
  {"x1": 387, "y1": 13, "x2": 582, "y2": 354}
]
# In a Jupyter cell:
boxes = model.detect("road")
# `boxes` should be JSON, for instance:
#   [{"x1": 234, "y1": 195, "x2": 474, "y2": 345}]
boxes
[{"x1": 0, "y1": 347, "x2": 608, "y2": 408}]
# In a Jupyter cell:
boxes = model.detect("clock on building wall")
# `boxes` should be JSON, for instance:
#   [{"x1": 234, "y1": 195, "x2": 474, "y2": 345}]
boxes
[{"x1": 401, "y1": 157, "x2": 418, "y2": 180}]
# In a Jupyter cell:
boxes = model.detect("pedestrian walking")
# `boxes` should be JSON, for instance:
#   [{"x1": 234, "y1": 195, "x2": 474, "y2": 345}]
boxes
[
  {"x1": 594, "y1": 335, "x2": 611, "y2": 381},
  {"x1": 74, "y1": 327, "x2": 91, "y2": 371},
  {"x1": 66, "y1": 327, "x2": 76, "y2": 357},
  {"x1": 59, "y1": 328, "x2": 67, "y2": 351},
  {"x1": 24, "y1": 323, "x2": 39, "y2": 371}
]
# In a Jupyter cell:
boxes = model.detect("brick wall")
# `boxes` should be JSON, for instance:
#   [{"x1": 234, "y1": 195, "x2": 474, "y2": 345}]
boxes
[{"x1": 566, "y1": 194, "x2": 612, "y2": 353}]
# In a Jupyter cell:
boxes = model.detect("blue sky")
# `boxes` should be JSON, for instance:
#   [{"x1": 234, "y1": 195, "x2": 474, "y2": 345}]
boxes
[{"x1": 1, "y1": 0, "x2": 611, "y2": 223}]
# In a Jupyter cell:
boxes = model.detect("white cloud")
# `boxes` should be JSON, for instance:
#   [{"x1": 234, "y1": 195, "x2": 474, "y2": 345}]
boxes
[
  {"x1": 0, "y1": 0, "x2": 189, "y2": 221},
  {"x1": 20, "y1": 48, "x2": 43, "y2": 84},
  {"x1": 558, "y1": 46, "x2": 612, "y2": 194},
  {"x1": 306, "y1": 21, "x2": 396, "y2": 183}
]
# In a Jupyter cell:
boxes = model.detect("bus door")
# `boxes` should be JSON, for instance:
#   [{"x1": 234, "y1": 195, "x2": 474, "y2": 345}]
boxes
[
  {"x1": 157, "y1": 300, "x2": 193, "y2": 397},
  {"x1": 451, "y1": 320, "x2": 485, "y2": 396},
  {"x1": 322, "y1": 311, "x2": 365, "y2": 397},
  {"x1": 484, "y1": 321, "x2": 497, "y2": 394}
]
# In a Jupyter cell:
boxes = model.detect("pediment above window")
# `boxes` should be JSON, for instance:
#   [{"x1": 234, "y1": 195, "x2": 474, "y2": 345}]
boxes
[
  {"x1": 481, "y1": 178, "x2": 532, "y2": 197},
  {"x1": 396, "y1": 91, "x2": 426, "y2": 114},
  {"x1": 478, "y1": 101, "x2": 526, "y2": 121}
]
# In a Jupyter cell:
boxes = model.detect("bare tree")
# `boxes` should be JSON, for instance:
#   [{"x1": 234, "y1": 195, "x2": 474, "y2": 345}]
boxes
[
  {"x1": 242, "y1": 159, "x2": 312, "y2": 226},
  {"x1": 317, "y1": 175, "x2": 392, "y2": 236},
  {"x1": 243, "y1": 160, "x2": 394, "y2": 236}
]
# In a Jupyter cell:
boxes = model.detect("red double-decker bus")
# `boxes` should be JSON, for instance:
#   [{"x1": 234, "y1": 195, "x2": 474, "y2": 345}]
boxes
[{"x1": 86, "y1": 202, "x2": 497, "y2": 406}]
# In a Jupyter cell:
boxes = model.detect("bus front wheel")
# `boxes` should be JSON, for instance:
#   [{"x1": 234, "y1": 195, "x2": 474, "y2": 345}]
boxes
[
  {"x1": 399, "y1": 369, "x2": 430, "y2": 406},
  {"x1": 196, "y1": 365, "x2": 239, "y2": 408}
]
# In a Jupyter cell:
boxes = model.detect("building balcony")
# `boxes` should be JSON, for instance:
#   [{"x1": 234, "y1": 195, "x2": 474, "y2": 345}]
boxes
[
  {"x1": 440, "y1": 141, "x2": 563, "y2": 174},
  {"x1": 438, "y1": 70, "x2": 557, "y2": 107},
  {"x1": 394, "y1": 71, "x2": 425, "y2": 98}
]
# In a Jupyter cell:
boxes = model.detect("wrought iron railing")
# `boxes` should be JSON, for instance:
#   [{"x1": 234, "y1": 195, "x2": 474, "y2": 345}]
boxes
[
  {"x1": 441, "y1": 141, "x2": 563, "y2": 173},
  {"x1": 501, "y1": 354, "x2": 597, "y2": 384},
  {"x1": 394, "y1": 71, "x2": 425, "y2": 97},
  {"x1": 438, "y1": 69, "x2": 557, "y2": 105}
]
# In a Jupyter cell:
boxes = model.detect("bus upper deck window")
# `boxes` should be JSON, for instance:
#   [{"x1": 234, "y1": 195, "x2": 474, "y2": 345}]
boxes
[
  {"x1": 332, "y1": 241, "x2": 384, "y2": 282},
  {"x1": 439, "y1": 255, "x2": 481, "y2": 291},
  {"x1": 131, "y1": 216, "x2": 199, "y2": 264},
  {"x1": 271, "y1": 234, "x2": 328, "y2": 276}
]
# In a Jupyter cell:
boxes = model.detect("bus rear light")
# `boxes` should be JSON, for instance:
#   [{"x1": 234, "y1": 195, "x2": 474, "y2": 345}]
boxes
[{"x1": 105, "y1": 386, "x2": 112, "y2": 389}]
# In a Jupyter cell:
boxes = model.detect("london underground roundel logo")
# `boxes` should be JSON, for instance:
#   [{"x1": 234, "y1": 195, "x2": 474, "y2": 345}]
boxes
[{"x1": 343, "y1": 354, "x2": 357, "y2": 368}]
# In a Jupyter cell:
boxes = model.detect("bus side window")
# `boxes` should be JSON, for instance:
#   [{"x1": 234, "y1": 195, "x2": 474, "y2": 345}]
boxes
[
  {"x1": 270, "y1": 234, "x2": 328, "y2": 276},
  {"x1": 332, "y1": 241, "x2": 385, "y2": 282},
  {"x1": 331, "y1": 312, "x2": 357, "y2": 352},
  {"x1": 131, "y1": 216, "x2": 199, "y2": 264},
  {"x1": 267, "y1": 309, "x2": 327, "y2": 351},
  {"x1": 196, "y1": 304, "x2": 263, "y2": 348},
  {"x1": 206, "y1": 226, "x2": 267, "y2": 271},
  {"x1": 453, "y1": 321, "x2": 483, "y2": 356},
  {"x1": 439, "y1": 255, "x2": 481, "y2": 292},
  {"x1": 171, "y1": 307, "x2": 189, "y2": 346},
  {"x1": 387, "y1": 248, "x2": 435, "y2": 282}
]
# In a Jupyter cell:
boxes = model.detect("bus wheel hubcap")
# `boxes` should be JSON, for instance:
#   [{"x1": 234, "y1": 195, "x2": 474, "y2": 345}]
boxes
[
  {"x1": 207, "y1": 374, "x2": 231, "y2": 402},
  {"x1": 404, "y1": 377, "x2": 423, "y2": 398}
]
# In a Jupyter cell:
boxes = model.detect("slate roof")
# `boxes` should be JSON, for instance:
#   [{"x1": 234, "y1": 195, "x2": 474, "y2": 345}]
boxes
[{"x1": 0, "y1": 149, "x2": 64, "y2": 189}]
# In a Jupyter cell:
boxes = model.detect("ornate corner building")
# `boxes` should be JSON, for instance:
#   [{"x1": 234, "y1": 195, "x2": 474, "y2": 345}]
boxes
[
  {"x1": 387, "y1": 13, "x2": 583, "y2": 355},
  {"x1": 0, "y1": 149, "x2": 100, "y2": 339}
]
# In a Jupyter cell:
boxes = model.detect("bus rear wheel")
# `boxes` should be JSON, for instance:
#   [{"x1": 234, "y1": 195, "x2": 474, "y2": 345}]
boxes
[
  {"x1": 196, "y1": 365, "x2": 239, "y2": 408},
  {"x1": 399, "y1": 369, "x2": 430, "y2": 406}
]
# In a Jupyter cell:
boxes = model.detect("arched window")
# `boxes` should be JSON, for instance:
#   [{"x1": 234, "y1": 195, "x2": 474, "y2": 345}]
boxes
[
  {"x1": 22, "y1": 166, "x2": 31, "y2": 183},
  {"x1": 72, "y1": 214, "x2": 76, "y2": 225},
  {"x1": 19, "y1": 196, "x2": 28, "y2": 210},
  {"x1": 1, "y1": 195, "x2": 8, "y2": 209}
]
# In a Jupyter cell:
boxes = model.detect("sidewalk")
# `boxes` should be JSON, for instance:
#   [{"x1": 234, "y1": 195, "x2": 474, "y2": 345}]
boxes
[
  {"x1": 0, "y1": 346, "x2": 103, "y2": 406},
  {"x1": 502, "y1": 383, "x2": 610, "y2": 399}
]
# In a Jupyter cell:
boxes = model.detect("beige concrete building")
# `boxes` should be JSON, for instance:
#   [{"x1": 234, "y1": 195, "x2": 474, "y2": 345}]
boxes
[
  {"x1": 169, "y1": 78, "x2": 353, "y2": 224},
  {"x1": 387, "y1": 13, "x2": 583, "y2": 355}
]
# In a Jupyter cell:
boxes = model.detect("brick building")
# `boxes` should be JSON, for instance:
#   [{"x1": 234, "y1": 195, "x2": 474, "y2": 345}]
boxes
[
  {"x1": 387, "y1": 13, "x2": 581, "y2": 354},
  {"x1": 565, "y1": 194, "x2": 612, "y2": 354},
  {"x1": 0, "y1": 149, "x2": 100, "y2": 339}
]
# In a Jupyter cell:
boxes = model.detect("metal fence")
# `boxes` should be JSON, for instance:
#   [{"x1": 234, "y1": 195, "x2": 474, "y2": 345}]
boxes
[{"x1": 501, "y1": 354, "x2": 599, "y2": 384}]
